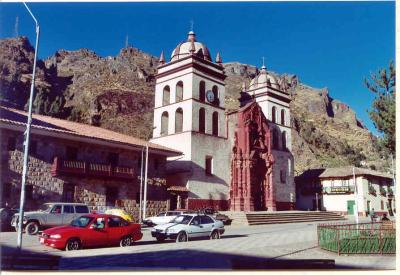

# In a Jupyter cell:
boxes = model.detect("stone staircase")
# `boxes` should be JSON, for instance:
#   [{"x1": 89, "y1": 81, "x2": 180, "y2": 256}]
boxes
[{"x1": 220, "y1": 211, "x2": 346, "y2": 226}]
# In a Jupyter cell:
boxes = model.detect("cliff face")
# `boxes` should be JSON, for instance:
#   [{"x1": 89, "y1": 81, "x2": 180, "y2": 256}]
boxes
[{"x1": 0, "y1": 37, "x2": 387, "y2": 173}]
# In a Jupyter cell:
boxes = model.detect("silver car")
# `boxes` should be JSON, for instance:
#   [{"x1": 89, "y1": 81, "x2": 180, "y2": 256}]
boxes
[
  {"x1": 151, "y1": 214, "x2": 225, "y2": 242},
  {"x1": 11, "y1": 202, "x2": 90, "y2": 235}
]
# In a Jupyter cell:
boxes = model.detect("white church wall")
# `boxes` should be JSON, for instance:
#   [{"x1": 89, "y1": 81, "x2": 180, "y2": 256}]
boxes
[{"x1": 272, "y1": 150, "x2": 296, "y2": 203}]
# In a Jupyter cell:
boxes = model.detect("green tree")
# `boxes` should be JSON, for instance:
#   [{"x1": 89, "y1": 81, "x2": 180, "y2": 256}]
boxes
[{"x1": 364, "y1": 61, "x2": 395, "y2": 154}]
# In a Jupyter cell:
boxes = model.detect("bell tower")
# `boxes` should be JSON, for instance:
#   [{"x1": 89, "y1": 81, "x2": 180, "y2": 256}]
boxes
[{"x1": 150, "y1": 31, "x2": 231, "y2": 210}]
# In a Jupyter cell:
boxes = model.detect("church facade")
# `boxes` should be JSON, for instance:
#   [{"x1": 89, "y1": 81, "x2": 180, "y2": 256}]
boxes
[{"x1": 150, "y1": 31, "x2": 295, "y2": 211}]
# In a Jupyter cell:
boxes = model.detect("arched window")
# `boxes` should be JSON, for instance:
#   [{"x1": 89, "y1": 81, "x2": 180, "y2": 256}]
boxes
[
  {"x1": 282, "y1": 131, "x2": 287, "y2": 150},
  {"x1": 163, "y1": 86, "x2": 170, "y2": 106},
  {"x1": 272, "y1": 129, "x2": 279, "y2": 149},
  {"x1": 199, "y1": 108, "x2": 206, "y2": 133},
  {"x1": 175, "y1": 108, "x2": 183, "y2": 133},
  {"x1": 271, "y1": 106, "x2": 277, "y2": 123},
  {"x1": 161, "y1": 111, "x2": 169, "y2": 136},
  {"x1": 176, "y1": 81, "x2": 183, "y2": 102},
  {"x1": 281, "y1": 109, "x2": 286, "y2": 126},
  {"x1": 199, "y1": 81, "x2": 206, "y2": 102},
  {"x1": 212, "y1": 112, "x2": 219, "y2": 136},
  {"x1": 212, "y1": 85, "x2": 219, "y2": 105}
]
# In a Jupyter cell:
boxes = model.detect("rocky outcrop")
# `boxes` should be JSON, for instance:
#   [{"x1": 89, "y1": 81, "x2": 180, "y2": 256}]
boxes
[{"x1": 0, "y1": 37, "x2": 388, "y2": 173}]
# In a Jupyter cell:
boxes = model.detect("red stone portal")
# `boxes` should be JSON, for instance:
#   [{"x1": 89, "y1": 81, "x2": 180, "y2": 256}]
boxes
[{"x1": 230, "y1": 102, "x2": 276, "y2": 211}]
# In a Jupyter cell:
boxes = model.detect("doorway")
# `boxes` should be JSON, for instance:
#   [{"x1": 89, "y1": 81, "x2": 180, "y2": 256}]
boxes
[
  {"x1": 170, "y1": 194, "x2": 177, "y2": 210},
  {"x1": 106, "y1": 187, "x2": 118, "y2": 207},
  {"x1": 347, "y1": 200, "x2": 355, "y2": 215}
]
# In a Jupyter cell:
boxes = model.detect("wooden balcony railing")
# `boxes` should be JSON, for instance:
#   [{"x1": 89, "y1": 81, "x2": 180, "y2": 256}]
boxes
[{"x1": 51, "y1": 157, "x2": 135, "y2": 180}]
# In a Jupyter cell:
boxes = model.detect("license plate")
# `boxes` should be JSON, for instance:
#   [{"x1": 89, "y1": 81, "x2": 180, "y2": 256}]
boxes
[{"x1": 39, "y1": 238, "x2": 44, "y2": 244}]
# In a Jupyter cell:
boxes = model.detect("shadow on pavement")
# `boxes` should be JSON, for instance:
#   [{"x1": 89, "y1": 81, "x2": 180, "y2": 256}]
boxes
[{"x1": 57, "y1": 249, "x2": 358, "y2": 270}]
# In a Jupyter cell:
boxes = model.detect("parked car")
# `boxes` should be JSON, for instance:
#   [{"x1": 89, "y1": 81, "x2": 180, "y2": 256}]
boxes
[
  {"x1": 151, "y1": 213, "x2": 225, "y2": 242},
  {"x1": 0, "y1": 207, "x2": 18, "y2": 232},
  {"x1": 39, "y1": 214, "x2": 143, "y2": 250},
  {"x1": 11, "y1": 202, "x2": 90, "y2": 235},
  {"x1": 143, "y1": 210, "x2": 188, "y2": 227},
  {"x1": 199, "y1": 208, "x2": 233, "y2": 225}
]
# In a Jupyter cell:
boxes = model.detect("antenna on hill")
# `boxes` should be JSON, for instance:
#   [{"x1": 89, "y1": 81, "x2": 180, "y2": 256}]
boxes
[
  {"x1": 14, "y1": 16, "x2": 19, "y2": 37},
  {"x1": 125, "y1": 35, "x2": 129, "y2": 48}
]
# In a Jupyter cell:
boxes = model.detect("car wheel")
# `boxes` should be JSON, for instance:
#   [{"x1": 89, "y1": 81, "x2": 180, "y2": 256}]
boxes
[
  {"x1": 210, "y1": 230, "x2": 220, "y2": 240},
  {"x1": 176, "y1": 231, "x2": 188, "y2": 243},
  {"x1": 25, "y1": 221, "x2": 39, "y2": 235},
  {"x1": 120, "y1": 236, "x2": 132, "y2": 247},
  {"x1": 65, "y1": 238, "x2": 81, "y2": 251},
  {"x1": 156, "y1": 236, "x2": 165, "y2": 242}
]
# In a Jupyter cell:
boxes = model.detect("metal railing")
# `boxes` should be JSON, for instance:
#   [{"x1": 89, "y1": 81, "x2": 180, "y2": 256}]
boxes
[{"x1": 317, "y1": 222, "x2": 396, "y2": 255}]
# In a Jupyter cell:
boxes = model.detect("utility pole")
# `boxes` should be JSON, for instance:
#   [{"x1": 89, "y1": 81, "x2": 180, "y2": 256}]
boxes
[
  {"x1": 142, "y1": 144, "x2": 149, "y2": 220},
  {"x1": 17, "y1": 2, "x2": 39, "y2": 250},
  {"x1": 139, "y1": 147, "x2": 144, "y2": 223},
  {"x1": 353, "y1": 167, "x2": 359, "y2": 224}
]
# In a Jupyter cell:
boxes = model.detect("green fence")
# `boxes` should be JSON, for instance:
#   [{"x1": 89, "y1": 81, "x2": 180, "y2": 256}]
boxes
[{"x1": 317, "y1": 222, "x2": 396, "y2": 255}]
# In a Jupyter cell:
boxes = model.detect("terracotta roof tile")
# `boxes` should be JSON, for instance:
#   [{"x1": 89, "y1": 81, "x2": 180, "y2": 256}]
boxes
[{"x1": 0, "y1": 106, "x2": 181, "y2": 156}]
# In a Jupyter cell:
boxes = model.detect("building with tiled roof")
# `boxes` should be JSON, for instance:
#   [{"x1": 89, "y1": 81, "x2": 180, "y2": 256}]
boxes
[{"x1": 0, "y1": 106, "x2": 182, "y2": 218}]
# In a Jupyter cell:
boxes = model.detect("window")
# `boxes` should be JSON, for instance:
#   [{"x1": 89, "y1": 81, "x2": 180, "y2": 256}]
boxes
[
  {"x1": 163, "y1": 85, "x2": 170, "y2": 106},
  {"x1": 106, "y1": 187, "x2": 118, "y2": 207},
  {"x1": 63, "y1": 205, "x2": 74, "y2": 213},
  {"x1": 280, "y1": 170, "x2": 286, "y2": 184},
  {"x1": 66, "y1": 146, "x2": 78, "y2": 161},
  {"x1": 107, "y1": 153, "x2": 119, "y2": 166},
  {"x1": 25, "y1": 185, "x2": 33, "y2": 200},
  {"x1": 282, "y1": 131, "x2": 287, "y2": 150},
  {"x1": 200, "y1": 215, "x2": 214, "y2": 224},
  {"x1": 212, "y1": 85, "x2": 219, "y2": 105},
  {"x1": 191, "y1": 216, "x2": 201, "y2": 225},
  {"x1": 175, "y1": 108, "x2": 183, "y2": 133},
  {"x1": 29, "y1": 140, "x2": 37, "y2": 156},
  {"x1": 7, "y1": 137, "x2": 16, "y2": 151},
  {"x1": 199, "y1": 108, "x2": 206, "y2": 133},
  {"x1": 51, "y1": 205, "x2": 62, "y2": 214},
  {"x1": 212, "y1": 112, "x2": 219, "y2": 136},
  {"x1": 176, "y1": 81, "x2": 183, "y2": 102},
  {"x1": 161, "y1": 111, "x2": 169, "y2": 136},
  {"x1": 108, "y1": 217, "x2": 123, "y2": 227},
  {"x1": 381, "y1": 200, "x2": 384, "y2": 210},
  {"x1": 272, "y1": 129, "x2": 280, "y2": 150},
  {"x1": 75, "y1": 205, "x2": 89, "y2": 213},
  {"x1": 199, "y1": 81, "x2": 206, "y2": 101},
  {"x1": 271, "y1": 107, "x2": 277, "y2": 123},
  {"x1": 205, "y1": 156, "x2": 213, "y2": 175},
  {"x1": 281, "y1": 109, "x2": 286, "y2": 125}
]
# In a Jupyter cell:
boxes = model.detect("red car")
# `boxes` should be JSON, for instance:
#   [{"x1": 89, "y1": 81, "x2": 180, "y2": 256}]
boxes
[{"x1": 38, "y1": 214, "x2": 143, "y2": 250}]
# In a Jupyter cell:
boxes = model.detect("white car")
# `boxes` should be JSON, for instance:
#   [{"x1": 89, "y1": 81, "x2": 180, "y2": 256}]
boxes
[
  {"x1": 151, "y1": 213, "x2": 225, "y2": 242},
  {"x1": 143, "y1": 211, "x2": 186, "y2": 227}
]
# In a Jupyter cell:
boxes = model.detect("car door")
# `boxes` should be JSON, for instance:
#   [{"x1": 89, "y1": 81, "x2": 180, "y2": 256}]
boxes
[
  {"x1": 62, "y1": 205, "x2": 75, "y2": 225},
  {"x1": 46, "y1": 204, "x2": 63, "y2": 226},
  {"x1": 107, "y1": 216, "x2": 124, "y2": 245},
  {"x1": 200, "y1": 215, "x2": 214, "y2": 237},
  {"x1": 82, "y1": 217, "x2": 109, "y2": 247},
  {"x1": 187, "y1": 216, "x2": 203, "y2": 238}
]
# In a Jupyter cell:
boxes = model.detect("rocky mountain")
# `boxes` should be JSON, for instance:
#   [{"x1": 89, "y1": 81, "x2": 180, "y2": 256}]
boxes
[{"x1": 0, "y1": 37, "x2": 389, "y2": 173}]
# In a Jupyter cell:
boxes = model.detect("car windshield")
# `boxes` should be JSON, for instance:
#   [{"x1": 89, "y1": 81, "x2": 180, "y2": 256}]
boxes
[
  {"x1": 70, "y1": 216, "x2": 93, "y2": 228},
  {"x1": 39, "y1": 204, "x2": 53, "y2": 212},
  {"x1": 171, "y1": 215, "x2": 193, "y2": 225},
  {"x1": 157, "y1": 212, "x2": 166, "y2": 217}
]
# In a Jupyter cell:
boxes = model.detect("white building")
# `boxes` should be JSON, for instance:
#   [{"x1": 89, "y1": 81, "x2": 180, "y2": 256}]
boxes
[
  {"x1": 295, "y1": 167, "x2": 395, "y2": 217},
  {"x1": 151, "y1": 30, "x2": 295, "y2": 211}
]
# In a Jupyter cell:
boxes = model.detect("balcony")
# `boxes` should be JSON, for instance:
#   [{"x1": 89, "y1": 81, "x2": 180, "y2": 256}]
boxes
[{"x1": 51, "y1": 157, "x2": 135, "y2": 180}]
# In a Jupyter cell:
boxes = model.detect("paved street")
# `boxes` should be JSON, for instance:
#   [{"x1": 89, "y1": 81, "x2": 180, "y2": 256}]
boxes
[{"x1": 0, "y1": 218, "x2": 396, "y2": 270}]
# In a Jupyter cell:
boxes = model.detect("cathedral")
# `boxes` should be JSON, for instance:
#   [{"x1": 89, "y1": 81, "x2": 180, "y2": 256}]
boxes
[{"x1": 150, "y1": 30, "x2": 295, "y2": 211}]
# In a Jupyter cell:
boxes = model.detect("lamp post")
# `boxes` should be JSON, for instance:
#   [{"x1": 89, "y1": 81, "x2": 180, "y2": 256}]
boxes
[{"x1": 17, "y1": 2, "x2": 40, "y2": 250}]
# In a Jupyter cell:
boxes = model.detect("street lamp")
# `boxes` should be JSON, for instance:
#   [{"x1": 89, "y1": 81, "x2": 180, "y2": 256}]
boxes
[{"x1": 17, "y1": 2, "x2": 40, "y2": 250}]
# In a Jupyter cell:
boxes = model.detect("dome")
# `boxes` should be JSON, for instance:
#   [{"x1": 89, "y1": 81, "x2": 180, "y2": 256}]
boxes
[
  {"x1": 249, "y1": 65, "x2": 280, "y2": 90},
  {"x1": 170, "y1": 31, "x2": 212, "y2": 62}
]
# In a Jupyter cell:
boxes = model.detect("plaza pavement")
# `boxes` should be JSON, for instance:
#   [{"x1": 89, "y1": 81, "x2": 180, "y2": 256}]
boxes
[{"x1": 0, "y1": 216, "x2": 396, "y2": 270}]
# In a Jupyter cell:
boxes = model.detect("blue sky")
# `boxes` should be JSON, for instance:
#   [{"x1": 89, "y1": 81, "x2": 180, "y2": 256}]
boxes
[{"x1": 0, "y1": 1, "x2": 395, "y2": 135}]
